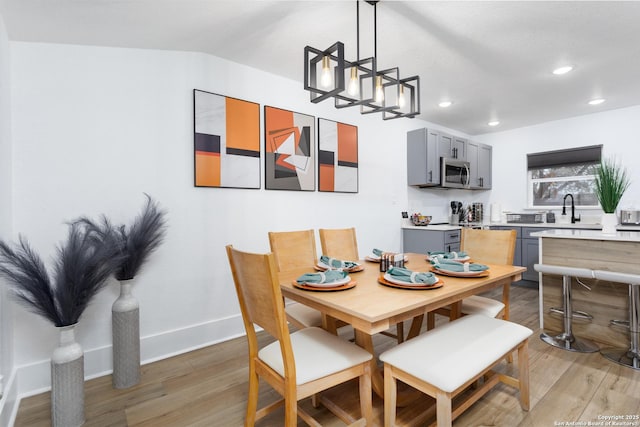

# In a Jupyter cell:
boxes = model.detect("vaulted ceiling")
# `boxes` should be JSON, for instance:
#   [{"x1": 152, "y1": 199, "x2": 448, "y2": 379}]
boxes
[{"x1": 2, "y1": 0, "x2": 640, "y2": 135}]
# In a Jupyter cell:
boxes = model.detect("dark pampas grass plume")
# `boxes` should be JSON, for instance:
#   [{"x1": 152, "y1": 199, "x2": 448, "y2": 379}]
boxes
[
  {"x1": 77, "y1": 194, "x2": 167, "y2": 281},
  {"x1": 0, "y1": 223, "x2": 124, "y2": 327}
]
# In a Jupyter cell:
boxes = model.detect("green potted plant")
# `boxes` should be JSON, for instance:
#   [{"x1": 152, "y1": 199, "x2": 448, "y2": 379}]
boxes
[{"x1": 595, "y1": 157, "x2": 631, "y2": 233}]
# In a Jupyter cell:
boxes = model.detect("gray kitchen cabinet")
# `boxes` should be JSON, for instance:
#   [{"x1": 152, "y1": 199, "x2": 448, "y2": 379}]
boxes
[
  {"x1": 438, "y1": 133, "x2": 466, "y2": 160},
  {"x1": 407, "y1": 128, "x2": 440, "y2": 186},
  {"x1": 403, "y1": 228, "x2": 461, "y2": 254},
  {"x1": 521, "y1": 233, "x2": 539, "y2": 282},
  {"x1": 477, "y1": 143, "x2": 492, "y2": 189},
  {"x1": 466, "y1": 141, "x2": 492, "y2": 190}
]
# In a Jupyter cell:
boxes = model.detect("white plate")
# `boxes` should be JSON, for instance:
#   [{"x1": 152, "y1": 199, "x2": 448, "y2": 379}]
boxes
[
  {"x1": 383, "y1": 272, "x2": 436, "y2": 286},
  {"x1": 317, "y1": 260, "x2": 361, "y2": 269},
  {"x1": 432, "y1": 267, "x2": 488, "y2": 277},
  {"x1": 427, "y1": 255, "x2": 471, "y2": 262},
  {"x1": 302, "y1": 275, "x2": 351, "y2": 288}
]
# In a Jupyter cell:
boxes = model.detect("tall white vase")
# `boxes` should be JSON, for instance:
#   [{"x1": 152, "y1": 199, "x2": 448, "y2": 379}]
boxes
[
  {"x1": 112, "y1": 279, "x2": 140, "y2": 389},
  {"x1": 51, "y1": 324, "x2": 84, "y2": 427},
  {"x1": 601, "y1": 212, "x2": 618, "y2": 234}
]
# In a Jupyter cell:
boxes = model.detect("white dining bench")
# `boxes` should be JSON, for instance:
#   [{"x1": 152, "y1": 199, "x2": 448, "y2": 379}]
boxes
[{"x1": 380, "y1": 314, "x2": 532, "y2": 427}]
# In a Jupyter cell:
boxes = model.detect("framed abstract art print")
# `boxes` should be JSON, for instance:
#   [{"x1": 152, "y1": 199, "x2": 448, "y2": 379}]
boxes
[
  {"x1": 193, "y1": 89, "x2": 260, "y2": 188},
  {"x1": 318, "y1": 118, "x2": 358, "y2": 193},
  {"x1": 264, "y1": 106, "x2": 316, "y2": 191}
]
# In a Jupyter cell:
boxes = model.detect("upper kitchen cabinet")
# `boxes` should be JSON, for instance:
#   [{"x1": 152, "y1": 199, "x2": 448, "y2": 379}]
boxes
[
  {"x1": 438, "y1": 134, "x2": 466, "y2": 160},
  {"x1": 466, "y1": 141, "x2": 492, "y2": 189},
  {"x1": 407, "y1": 128, "x2": 441, "y2": 186}
]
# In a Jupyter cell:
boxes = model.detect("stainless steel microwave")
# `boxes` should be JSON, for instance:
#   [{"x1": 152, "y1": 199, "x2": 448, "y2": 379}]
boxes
[{"x1": 441, "y1": 158, "x2": 470, "y2": 189}]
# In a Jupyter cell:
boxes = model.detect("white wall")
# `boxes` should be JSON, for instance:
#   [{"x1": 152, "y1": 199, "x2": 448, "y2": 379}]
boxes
[
  {"x1": 7, "y1": 41, "x2": 471, "y2": 397},
  {"x1": 0, "y1": 9, "x2": 17, "y2": 425},
  {"x1": 5, "y1": 34, "x2": 640, "y2": 416},
  {"x1": 476, "y1": 106, "x2": 640, "y2": 217}
]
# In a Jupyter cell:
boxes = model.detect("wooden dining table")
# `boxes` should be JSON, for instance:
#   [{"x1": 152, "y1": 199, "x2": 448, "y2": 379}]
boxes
[{"x1": 279, "y1": 252, "x2": 526, "y2": 404}]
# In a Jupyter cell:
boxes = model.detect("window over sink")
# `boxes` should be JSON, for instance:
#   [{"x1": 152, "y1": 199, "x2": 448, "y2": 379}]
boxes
[{"x1": 527, "y1": 145, "x2": 602, "y2": 208}]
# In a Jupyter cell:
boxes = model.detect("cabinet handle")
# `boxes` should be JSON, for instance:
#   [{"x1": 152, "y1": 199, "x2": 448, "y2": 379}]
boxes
[
  {"x1": 428, "y1": 170, "x2": 432, "y2": 182},
  {"x1": 453, "y1": 147, "x2": 457, "y2": 158},
  {"x1": 480, "y1": 177, "x2": 483, "y2": 187}
]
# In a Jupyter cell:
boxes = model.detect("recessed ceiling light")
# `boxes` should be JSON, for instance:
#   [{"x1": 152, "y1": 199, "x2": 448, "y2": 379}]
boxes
[
  {"x1": 438, "y1": 101, "x2": 453, "y2": 108},
  {"x1": 588, "y1": 98, "x2": 605, "y2": 105},
  {"x1": 488, "y1": 121, "x2": 500, "y2": 127},
  {"x1": 552, "y1": 65, "x2": 574, "y2": 75}
]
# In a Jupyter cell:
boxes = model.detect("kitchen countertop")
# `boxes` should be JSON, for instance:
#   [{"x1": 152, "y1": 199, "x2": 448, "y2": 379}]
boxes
[
  {"x1": 531, "y1": 228, "x2": 640, "y2": 242},
  {"x1": 402, "y1": 222, "x2": 640, "y2": 232},
  {"x1": 402, "y1": 224, "x2": 463, "y2": 231}
]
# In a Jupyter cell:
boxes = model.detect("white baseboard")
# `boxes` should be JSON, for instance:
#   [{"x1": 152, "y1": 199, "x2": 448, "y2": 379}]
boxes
[
  {"x1": 14, "y1": 313, "x2": 246, "y2": 399},
  {"x1": 0, "y1": 370, "x2": 18, "y2": 427}
]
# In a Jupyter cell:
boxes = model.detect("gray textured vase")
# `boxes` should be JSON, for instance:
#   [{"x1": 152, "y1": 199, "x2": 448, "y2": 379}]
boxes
[
  {"x1": 112, "y1": 279, "x2": 140, "y2": 389},
  {"x1": 51, "y1": 324, "x2": 84, "y2": 427}
]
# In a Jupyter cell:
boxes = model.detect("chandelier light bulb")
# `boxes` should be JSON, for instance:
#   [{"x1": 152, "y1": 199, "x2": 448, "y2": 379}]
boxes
[
  {"x1": 398, "y1": 85, "x2": 406, "y2": 108},
  {"x1": 347, "y1": 67, "x2": 359, "y2": 96},
  {"x1": 375, "y1": 76, "x2": 384, "y2": 103},
  {"x1": 320, "y1": 55, "x2": 332, "y2": 88}
]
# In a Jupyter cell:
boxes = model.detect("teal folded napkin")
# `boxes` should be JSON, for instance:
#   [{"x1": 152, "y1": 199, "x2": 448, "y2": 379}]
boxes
[
  {"x1": 386, "y1": 267, "x2": 438, "y2": 285},
  {"x1": 431, "y1": 259, "x2": 488, "y2": 272},
  {"x1": 296, "y1": 270, "x2": 348, "y2": 284},
  {"x1": 320, "y1": 255, "x2": 358, "y2": 269},
  {"x1": 428, "y1": 251, "x2": 468, "y2": 259}
]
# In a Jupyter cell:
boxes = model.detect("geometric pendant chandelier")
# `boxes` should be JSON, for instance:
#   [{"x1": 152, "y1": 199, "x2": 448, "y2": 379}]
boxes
[{"x1": 304, "y1": 0, "x2": 420, "y2": 120}]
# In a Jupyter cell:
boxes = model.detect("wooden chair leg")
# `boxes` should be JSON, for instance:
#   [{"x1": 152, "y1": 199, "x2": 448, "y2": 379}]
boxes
[
  {"x1": 245, "y1": 363, "x2": 259, "y2": 426},
  {"x1": 359, "y1": 364, "x2": 373, "y2": 425},
  {"x1": 284, "y1": 383, "x2": 298, "y2": 427},
  {"x1": 383, "y1": 364, "x2": 397, "y2": 427},
  {"x1": 498, "y1": 307, "x2": 514, "y2": 363},
  {"x1": 436, "y1": 390, "x2": 453, "y2": 427},
  {"x1": 518, "y1": 340, "x2": 530, "y2": 411},
  {"x1": 311, "y1": 393, "x2": 320, "y2": 408}
]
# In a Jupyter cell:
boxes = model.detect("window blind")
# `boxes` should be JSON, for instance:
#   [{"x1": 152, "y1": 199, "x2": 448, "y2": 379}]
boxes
[{"x1": 527, "y1": 144, "x2": 602, "y2": 169}]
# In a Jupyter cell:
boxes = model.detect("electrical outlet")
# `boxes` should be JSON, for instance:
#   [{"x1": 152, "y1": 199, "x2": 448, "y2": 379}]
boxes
[{"x1": 401, "y1": 211, "x2": 408, "y2": 218}]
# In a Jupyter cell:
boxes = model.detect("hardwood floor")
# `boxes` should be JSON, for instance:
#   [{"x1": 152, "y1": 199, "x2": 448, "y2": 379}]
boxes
[{"x1": 14, "y1": 284, "x2": 640, "y2": 426}]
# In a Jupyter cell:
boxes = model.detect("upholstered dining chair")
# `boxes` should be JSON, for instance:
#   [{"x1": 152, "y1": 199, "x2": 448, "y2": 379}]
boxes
[
  {"x1": 427, "y1": 228, "x2": 517, "y2": 329},
  {"x1": 319, "y1": 227, "x2": 405, "y2": 344},
  {"x1": 268, "y1": 229, "x2": 324, "y2": 330},
  {"x1": 226, "y1": 245, "x2": 373, "y2": 427}
]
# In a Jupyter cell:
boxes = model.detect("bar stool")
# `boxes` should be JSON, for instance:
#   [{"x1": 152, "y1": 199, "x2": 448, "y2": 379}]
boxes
[
  {"x1": 534, "y1": 264, "x2": 599, "y2": 353},
  {"x1": 593, "y1": 270, "x2": 640, "y2": 370}
]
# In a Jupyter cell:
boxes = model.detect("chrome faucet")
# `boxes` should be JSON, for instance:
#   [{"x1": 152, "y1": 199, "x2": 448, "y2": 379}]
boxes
[{"x1": 562, "y1": 193, "x2": 581, "y2": 224}]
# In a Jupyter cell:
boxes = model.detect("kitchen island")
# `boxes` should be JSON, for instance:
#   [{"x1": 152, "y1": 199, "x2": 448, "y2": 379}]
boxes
[
  {"x1": 532, "y1": 229, "x2": 640, "y2": 349},
  {"x1": 404, "y1": 221, "x2": 640, "y2": 282}
]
